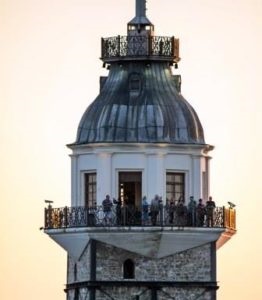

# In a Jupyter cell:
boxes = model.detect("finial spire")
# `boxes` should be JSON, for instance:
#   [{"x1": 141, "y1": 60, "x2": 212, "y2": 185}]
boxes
[
  {"x1": 136, "y1": 0, "x2": 146, "y2": 18},
  {"x1": 128, "y1": 0, "x2": 152, "y2": 26}
]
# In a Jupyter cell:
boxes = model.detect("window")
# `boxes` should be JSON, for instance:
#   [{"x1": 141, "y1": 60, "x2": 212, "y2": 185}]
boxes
[
  {"x1": 129, "y1": 74, "x2": 141, "y2": 97},
  {"x1": 166, "y1": 172, "x2": 185, "y2": 202},
  {"x1": 130, "y1": 79, "x2": 140, "y2": 90},
  {"x1": 123, "y1": 259, "x2": 135, "y2": 279},
  {"x1": 85, "y1": 173, "x2": 97, "y2": 207},
  {"x1": 128, "y1": 25, "x2": 136, "y2": 30},
  {"x1": 202, "y1": 171, "x2": 208, "y2": 201}
]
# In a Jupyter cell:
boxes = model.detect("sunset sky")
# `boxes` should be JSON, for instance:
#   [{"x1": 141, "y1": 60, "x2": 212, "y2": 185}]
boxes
[{"x1": 1, "y1": 0, "x2": 262, "y2": 299}]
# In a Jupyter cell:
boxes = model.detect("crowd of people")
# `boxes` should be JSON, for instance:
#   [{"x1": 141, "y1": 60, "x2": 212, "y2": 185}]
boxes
[
  {"x1": 101, "y1": 194, "x2": 216, "y2": 227},
  {"x1": 167, "y1": 195, "x2": 216, "y2": 227}
]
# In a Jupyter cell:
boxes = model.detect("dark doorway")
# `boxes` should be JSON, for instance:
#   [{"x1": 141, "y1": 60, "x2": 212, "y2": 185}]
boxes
[{"x1": 119, "y1": 172, "x2": 142, "y2": 207}]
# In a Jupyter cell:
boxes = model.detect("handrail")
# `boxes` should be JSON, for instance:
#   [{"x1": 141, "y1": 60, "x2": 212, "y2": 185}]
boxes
[
  {"x1": 44, "y1": 205, "x2": 236, "y2": 230},
  {"x1": 101, "y1": 35, "x2": 180, "y2": 62}
]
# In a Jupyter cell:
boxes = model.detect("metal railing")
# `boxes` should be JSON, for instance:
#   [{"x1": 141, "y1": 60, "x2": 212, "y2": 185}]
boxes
[
  {"x1": 44, "y1": 205, "x2": 236, "y2": 230},
  {"x1": 223, "y1": 207, "x2": 236, "y2": 229},
  {"x1": 101, "y1": 35, "x2": 180, "y2": 62}
]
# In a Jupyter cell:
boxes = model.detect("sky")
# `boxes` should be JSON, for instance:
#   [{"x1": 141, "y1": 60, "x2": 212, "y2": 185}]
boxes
[{"x1": 0, "y1": 0, "x2": 262, "y2": 299}]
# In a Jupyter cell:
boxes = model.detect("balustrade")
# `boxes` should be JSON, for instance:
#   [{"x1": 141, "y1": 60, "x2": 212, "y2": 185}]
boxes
[
  {"x1": 44, "y1": 205, "x2": 236, "y2": 230},
  {"x1": 101, "y1": 36, "x2": 180, "y2": 62}
]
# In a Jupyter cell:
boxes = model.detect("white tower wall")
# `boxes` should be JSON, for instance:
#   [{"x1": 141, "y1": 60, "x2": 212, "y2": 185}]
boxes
[{"x1": 69, "y1": 144, "x2": 211, "y2": 206}]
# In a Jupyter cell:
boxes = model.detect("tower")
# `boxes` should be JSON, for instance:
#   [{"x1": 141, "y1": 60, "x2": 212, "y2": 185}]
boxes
[{"x1": 44, "y1": 1, "x2": 236, "y2": 299}]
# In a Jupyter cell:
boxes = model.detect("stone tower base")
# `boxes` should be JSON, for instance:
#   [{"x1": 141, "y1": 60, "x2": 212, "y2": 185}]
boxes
[{"x1": 66, "y1": 240, "x2": 217, "y2": 300}]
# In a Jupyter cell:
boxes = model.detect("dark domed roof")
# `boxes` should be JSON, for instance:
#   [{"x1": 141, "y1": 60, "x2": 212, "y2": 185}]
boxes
[{"x1": 75, "y1": 62, "x2": 205, "y2": 145}]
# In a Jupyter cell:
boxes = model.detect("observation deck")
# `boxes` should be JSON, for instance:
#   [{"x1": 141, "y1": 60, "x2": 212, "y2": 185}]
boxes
[
  {"x1": 44, "y1": 205, "x2": 236, "y2": 260},
  {"x1": 101, "y1": 35, "x2": 180, "y2": 63}
]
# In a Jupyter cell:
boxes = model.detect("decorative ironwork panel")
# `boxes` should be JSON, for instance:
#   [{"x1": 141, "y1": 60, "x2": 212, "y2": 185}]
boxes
[
  {"x1": 127, "y1": 35, "x2": 149, "y2": 56},
  {"x1": 151, "y1": 36, "x2": 174, "y2": 57},
  {"x1": 119, "y1": 36, "x2": 128, "y2": 57},
  {"x1": 223, "y1": 208, "x2": 236, "y2": 230},
  {"x1": 68, "y1": 207, "x2": 87, "y2": 227},
  {"x1": 213, "y1": 207, "x2": 224, "y2": 228},
  {"x1": 102, "y1": 36, "x2": 120, "y2": 58}
]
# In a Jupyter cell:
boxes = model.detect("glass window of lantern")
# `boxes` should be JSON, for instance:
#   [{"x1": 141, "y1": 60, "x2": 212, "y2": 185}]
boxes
[
  {"x1": 85, "y1": 173, "x2": 97, "y2": 207},
  {"x1": 166, "y1": 172, "x2": 185, "y2": 202}
]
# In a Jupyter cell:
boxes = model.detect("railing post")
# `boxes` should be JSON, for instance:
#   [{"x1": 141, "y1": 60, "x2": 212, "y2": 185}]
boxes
[
  {"x1": 171, "y1": 36, "x2": 175, "y2": 57},
  {"x1": 85, "y1": 206, "x2": 89, "y2": 226},
  {"x1": 174, "y1": 38, "x2": 180, "y2": 61},
  {"x1": 101, "y1": 38, "x2": 104, "y2": 58},
  {"x1": 147, "y1": 36, "x2": 151, "y2": 56},
  {"x1": 223, "y1": 206, "x2": 226, "y2": 228},
  {"x1": 160, "y1": 204, "x2": 163, "y2": 226},
  {"x1": 46, "y1": 204, "x2": 53, "y2": 228},
  {"x1": 123, "y1": 205, "x2": 126, "y2": 226},
  {"x1": 44, "y1": 208, "x2": 48, "y2": 228},
  {"x1": 159, "y1": 39, "x2": 163, "y2": 56},
  {"x1": 151, "y1": 287, "x2": 157, "y2": 300},
  {"x1": 233, "y1": 209, "x2": 236, "y2": 230},
  {"x1": 117, "y1": 35, "x2": 120, "y2": 57},
  {"x1": 64, "y1": 206, "x2": 68, "y2": 228}
]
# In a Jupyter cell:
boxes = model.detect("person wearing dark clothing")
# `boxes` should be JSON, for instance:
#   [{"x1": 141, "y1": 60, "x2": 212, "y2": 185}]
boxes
[
  {"x1": 176, "y1": 198, "x2": 187, "y2": 226},
  {"x1": 142, "y1": 196, "x2": 149, "y2": 224},
  {"x1": 196, "y1": 198, "x2": 206, "y2": 226},
  {"x1": 187, "y1": 196, "x2": 197, "y2": 226},
  {"x1": 113, "y1": 198, "x2": 122, "y2": 225},
  {"x1": 168, "y1": 199, "x2": 176, "y2": 224},
  {"x1": 159, "y1": 197, "x2": 164, "y2": 225},
  {"x1": 102, "y1": 195, "x2": 113, "y2": 225},
  {"x1": 150, "y1": 195, "x2": 160, "y2": 226},
  {"x1": 206, "y1": 196, "x2": 216, "y2": 227}
]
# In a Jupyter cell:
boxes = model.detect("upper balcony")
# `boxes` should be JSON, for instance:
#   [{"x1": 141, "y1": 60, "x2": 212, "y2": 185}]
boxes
[{"x1": 101, "y1": 35, "x2": 180, "y2": 63}]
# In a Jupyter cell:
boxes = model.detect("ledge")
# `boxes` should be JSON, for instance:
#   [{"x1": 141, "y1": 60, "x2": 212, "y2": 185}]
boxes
[
  {"x1": 45, "y1": 227, "x2": 235, "y2": 260},
  {"x1": 65, "y1": 280, "x2": 219, "y2": 291}
]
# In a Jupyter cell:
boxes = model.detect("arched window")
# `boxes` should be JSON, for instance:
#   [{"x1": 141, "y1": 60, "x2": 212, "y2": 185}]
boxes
[{"x1": 123, "y1": 259, "x2": 135, "y2": 279}]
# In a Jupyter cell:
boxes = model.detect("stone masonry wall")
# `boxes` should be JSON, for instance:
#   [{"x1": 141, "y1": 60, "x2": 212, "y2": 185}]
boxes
[
  {"x1": 96, "y1": 242, "x2": 211, "y2": 282},
  {"x1": 95, "y1": 287, "x2": 213, "y2": 300},
  {"x1": 67, "y1": 242, "x2": 91, "y2": 284},
  {"x1": 67, "y1": 241, "x2": 214, "y2": 300}
]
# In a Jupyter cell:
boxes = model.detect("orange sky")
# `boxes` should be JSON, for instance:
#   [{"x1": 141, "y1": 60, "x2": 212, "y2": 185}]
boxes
[{"x1": 1, "y1": 0, "x2": 262, "y2": 299}]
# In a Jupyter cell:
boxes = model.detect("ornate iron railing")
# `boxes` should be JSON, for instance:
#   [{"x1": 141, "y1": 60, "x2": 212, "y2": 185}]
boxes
[
  {"x1": 223, "y1": 207, "x2": 236, "y2": 229},
  {"x1": 101, "y1": 35, "x2": 180, "y2": 62},
  {"x1": 44, "y1": 205, "x2": 236, "y2": 230}
]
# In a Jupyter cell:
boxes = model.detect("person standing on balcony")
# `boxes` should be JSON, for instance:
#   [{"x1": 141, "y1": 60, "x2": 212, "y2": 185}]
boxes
[
  {"x1": 176, "y1": 197, "x2": 187, "y2": 226},
  {"x1": 206, "y1": 196, "x2": 216, "y2": 227},
  {"x1": 168, "y1": 198, "x2": 176, "y2": 224},
  {"x1": 102, "y1": 195, "x2": 113, "y2": 225},
  {"x1": 196, "y1": 199, "x2": 206, "y2": 227},
  {"x1": 142, "y1": 196, "x2": 149, "y2": 224},
  {"x1": 113, "y1": 197, "x2": 122, "y2": 225},
  {"x1": 188, "y1": 196, "x2": 197, "y2": 226},
  {"x1": 159, "y1": 197, "x2": 164, "y2": 225},
  {"x1": 150, "y1": 195, "x2": 160, "y2": 226}
]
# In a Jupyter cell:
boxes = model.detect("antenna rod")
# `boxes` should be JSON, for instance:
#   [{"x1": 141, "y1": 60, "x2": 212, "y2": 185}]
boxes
[{"x1": 136, "y1": 0, "x2": 147, "y2": 17}]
